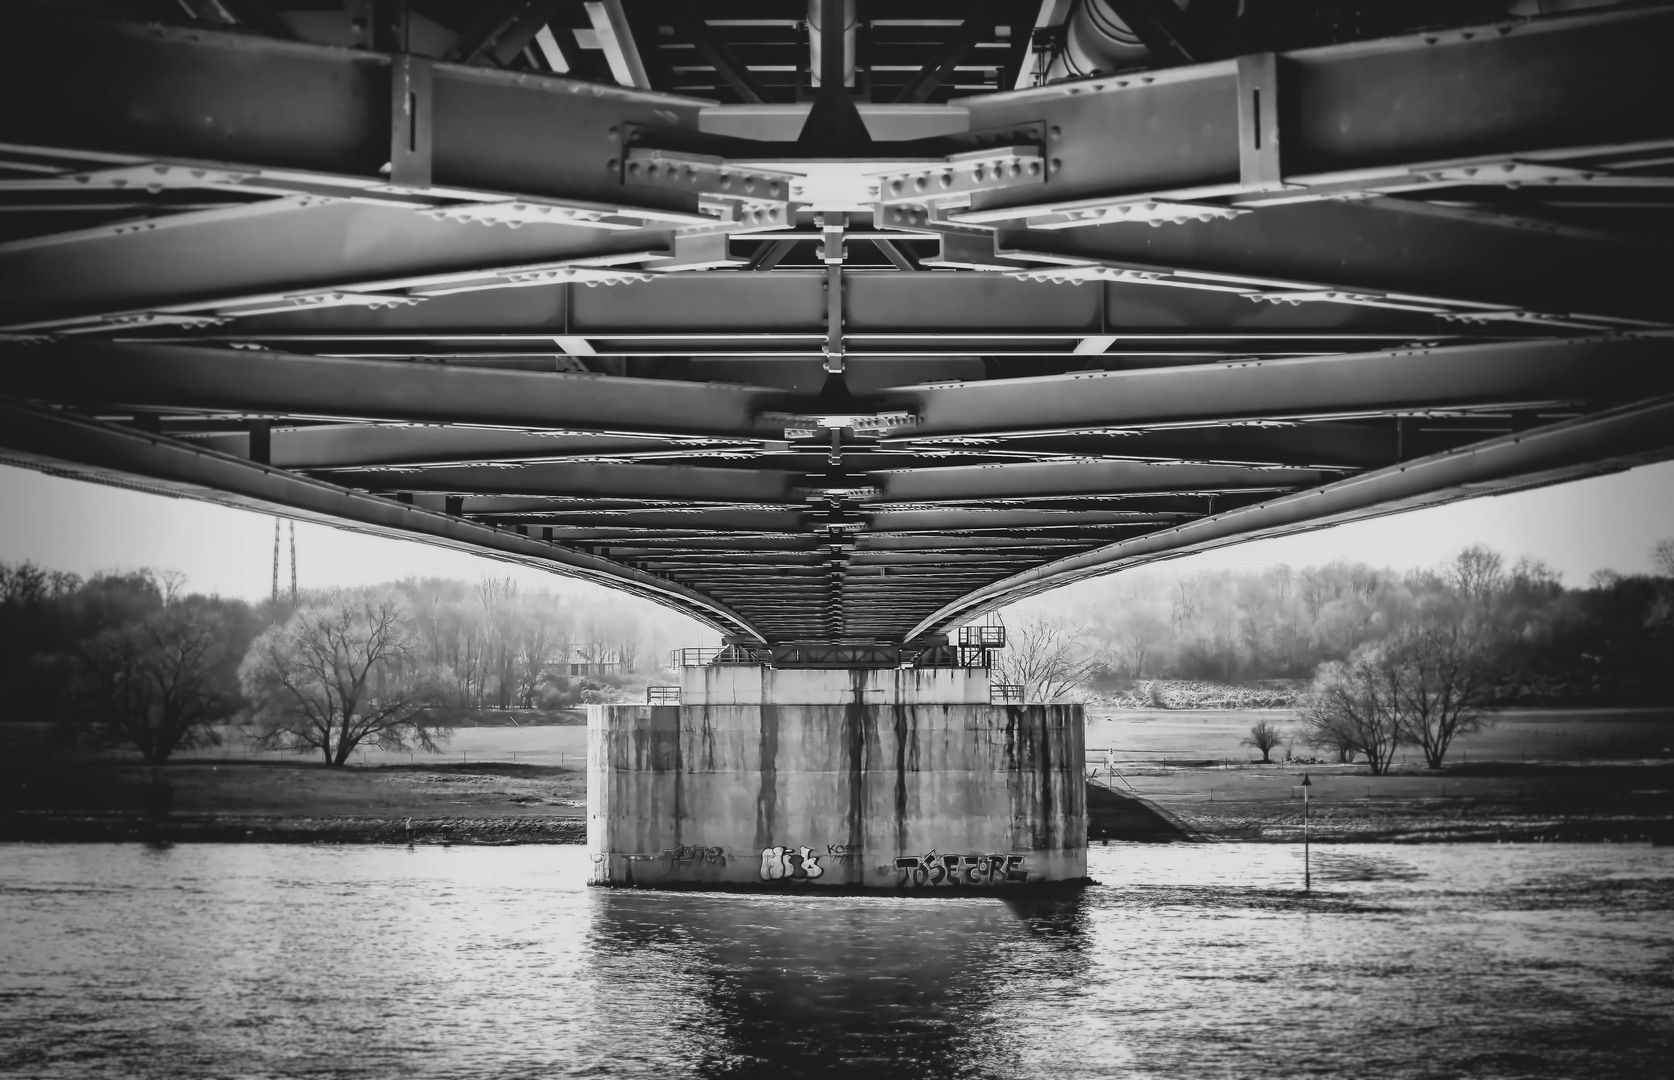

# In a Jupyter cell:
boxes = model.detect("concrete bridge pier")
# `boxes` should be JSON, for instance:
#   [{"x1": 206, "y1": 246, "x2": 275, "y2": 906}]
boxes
[{"x1": 587, "y1": 667, "x2": 1086, "y2": 889}]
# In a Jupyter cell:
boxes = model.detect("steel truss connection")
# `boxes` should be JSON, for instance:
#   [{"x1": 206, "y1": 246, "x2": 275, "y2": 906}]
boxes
[{"x1": 2, "y1": 1, "x2": 1673, "y2": 650}]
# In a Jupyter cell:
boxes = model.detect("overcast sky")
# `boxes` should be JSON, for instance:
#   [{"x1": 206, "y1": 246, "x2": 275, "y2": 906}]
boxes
[{"x1": 2, "y1": 460, "x2": 1671, "y2": 603}]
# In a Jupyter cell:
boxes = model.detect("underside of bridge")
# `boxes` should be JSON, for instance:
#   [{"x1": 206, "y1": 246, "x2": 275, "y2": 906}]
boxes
[{"x1": 3, "y1": 0, "x2": 1674, "y2": 666}]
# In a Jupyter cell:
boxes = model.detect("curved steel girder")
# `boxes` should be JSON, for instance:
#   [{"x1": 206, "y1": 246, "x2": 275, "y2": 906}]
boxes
[
  {"x1": 183, "y1": 427, "x2": 752, "y2": 471},
  {"x1": 0, "y1": 199, "x2": 673, "y2": 330},
  {"x1": 874, "y1": 459, "x2": 1330, "y2": 502},
  {"x1": 990, "y1": 197, "x2": 1673, "y2": 327},
  {"x1": 0, "y1": 398, "x2": 766, "y2": 643},
  {"x1": 0, "y1": 342, "x2": 782, "y2": 440},
  {"x1": 905, "y1": 395, "x2": 1674, "y2": 640},
  {"x1": 892, "y1": 336, "x2": 1674, "y2": 438}
]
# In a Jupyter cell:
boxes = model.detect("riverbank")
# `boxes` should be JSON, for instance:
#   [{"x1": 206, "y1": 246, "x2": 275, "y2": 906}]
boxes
[
  {"x1": 1104, "y1": 761, "x2": 1674, "y2": 844},
  {"x1": 5, "y1": 756, "x2": 1671, "y2": 846},
  {"x1": 0, "y1": 760, "x2": 587, "y2": 845}
]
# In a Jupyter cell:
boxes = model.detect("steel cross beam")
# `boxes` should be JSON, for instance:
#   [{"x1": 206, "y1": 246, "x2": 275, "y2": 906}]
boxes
[
  {"x1": 115, "y1": 269, "x2": 1488, "y2": 350},
  {"x1": 958, "y1": 5, "x2": 1674, "y2": 216},
  {"x1": 7, "y1": 336, "x2": 1664, "y2": 439},
  {"x1": 167, "y1": 419, "x2": 1409, "y2": 472},
  {"x1": 4, "y1": 8, "x2": 1669, "y2": 331}
]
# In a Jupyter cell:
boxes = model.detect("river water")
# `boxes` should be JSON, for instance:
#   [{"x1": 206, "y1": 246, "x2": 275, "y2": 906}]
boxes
[{"x1": 2, "y1": 843, "x2": 1671, "y2": 1079}]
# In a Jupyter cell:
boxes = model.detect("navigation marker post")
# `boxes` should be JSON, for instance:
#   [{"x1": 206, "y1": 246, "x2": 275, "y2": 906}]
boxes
[{"x1": 1301, "y1": 773, "x2": 1312, "y2": 894}]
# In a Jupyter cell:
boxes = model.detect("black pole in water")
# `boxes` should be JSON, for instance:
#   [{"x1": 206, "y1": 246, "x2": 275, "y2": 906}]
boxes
[{"x1": 1301, "y1": 773, "x2": 1312, "y2": 893}]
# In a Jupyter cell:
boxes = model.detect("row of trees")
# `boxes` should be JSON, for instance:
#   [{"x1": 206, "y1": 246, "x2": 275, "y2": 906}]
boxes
[
  {"x1": 1284, "y1": 621, "x2": 1493, "y2": 772},
  {"x1": 1233, "y1": 618, "x2": 1499, "y2": 772},
  {"x1": 0, "y1": 564, "x2": 261, "y2": 762},
  {"x1": 0, "y1": 563, "x2": 705, "y2": 764},
  {"x1": 392, "y1": 576, "x2": 648, "y2": 711},
  {"x1": 1003, "y1": 542, "x2": 1674, "y2": 708},
  {"x1": 239, "y1": 583, "x2": 668, "y2": 765}
]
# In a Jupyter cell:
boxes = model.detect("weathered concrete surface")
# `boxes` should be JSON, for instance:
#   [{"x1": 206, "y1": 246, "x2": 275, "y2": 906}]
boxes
[
  {"x1": 588, "y1": 668, "x2": 1085, "y2": 889},
  {"x1": 679, "y1": 665, "x2": 993, "y2": 706}
]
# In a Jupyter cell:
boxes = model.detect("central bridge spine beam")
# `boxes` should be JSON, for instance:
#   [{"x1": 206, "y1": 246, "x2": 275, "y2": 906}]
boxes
[{"x1": 11, "y1": 336, "x2": 1666, "y2": 442}]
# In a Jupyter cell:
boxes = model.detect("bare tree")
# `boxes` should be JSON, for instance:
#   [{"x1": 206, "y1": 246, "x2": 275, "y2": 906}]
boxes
[
  {"x1": 71, "y1": 601, "x2": 238, "y2": 763},
  {"x1": 1300, "y1": 645, "x2": 1403, "y2": 774},
  {"x1": 1240, "y1": 719, "x2": 1283, "y2": 764},
  {"x1": 614, "y1": 614, "x2": 642, "y2": 673},
  {"x1": 992, "y1": 615, "x2": 1099, "y2": 703},
  {"x1": 1507, "y1": 556, "x2": 1562, "y2": 600},
  {"x1": 1112, "y1": 626, "x2": 1151, "y2": 680},
  {"x1": 0, "y1": 561, "x2": 81, "y2": 605},
  {"x1": 1302, "y1": 711, "x2": 1362, "y2": 764},
  {"x1": 1451, "y1": 545, "x2": 1505, "y2": 604},
  {"x1": 241, "y1": 596, "x2": 448, "y2": 765},
  {"x1": 1653, "y1": 538, "x2": 1674, "y2": 578},
  {"x1": 577, "y1": 617, "x2": 615, "y2": 667},
  {"x1": 1384, "y1": 622, "x2": 1495, "y2": 769},
  {"x1": 512, "y1": 612, "x2": 558, "y2": 708},
  {"x1": 477, "y1": 576, "x2": 519, "y2": 708}
]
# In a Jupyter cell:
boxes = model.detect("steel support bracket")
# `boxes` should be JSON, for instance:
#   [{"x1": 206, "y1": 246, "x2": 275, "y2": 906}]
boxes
[
  {"x1": 1024, "y1": 199, "x2": 1248, "y2": 230},
  {"x1": 763, "y1": 410, "x2": 918, "y2": 438},
  {"x1": 795, "y1": 484, "x2": 883, "y2": 502},
  {"x1": 1236, "y1": 52, "x2": 1284, "y2": 192},
  {"x1": 420, "y1": 200, "x2": 647, "y2": 230},
  {"x1": 389, "y1": 55, "x2": 433, "y2": 191},
  {"x1": 621, "y1": 145, "x2": 799, "y2": 229},
  {"x1": 869, "y1": 144, "x2": 1047, "y2": 211}
]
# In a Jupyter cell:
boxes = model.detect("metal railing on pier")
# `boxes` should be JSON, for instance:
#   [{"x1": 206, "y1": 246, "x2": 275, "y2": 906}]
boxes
[
  {"x1": 990, "y1": 683, "x2": 1024, "y2": 705},
  {"x1": 670, "y1": 645, "x2": 760, "y2": 667},
  {"x1": 958, "y1": 625, "x2": 1006, "y2": 648}
]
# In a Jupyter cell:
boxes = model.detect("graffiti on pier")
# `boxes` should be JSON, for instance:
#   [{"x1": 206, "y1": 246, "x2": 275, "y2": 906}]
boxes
[
  {"x1": 662, "y1": 844, "x2": 726, "y2": 867},
  {"x1": 893, "y1": 852, "x2": 1029, "y2": 887},
  {"x1": 825, "y1": 843, "x2": 862, "y2": 864},
  {"x1": 759, "y1": 845, "x2": 825, "y2": 881}
]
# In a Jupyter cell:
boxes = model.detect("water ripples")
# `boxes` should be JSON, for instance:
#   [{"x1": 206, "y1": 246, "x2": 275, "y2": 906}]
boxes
[{"x1": 1, "y1": 842, "x2": 1671, "y2": 1079}]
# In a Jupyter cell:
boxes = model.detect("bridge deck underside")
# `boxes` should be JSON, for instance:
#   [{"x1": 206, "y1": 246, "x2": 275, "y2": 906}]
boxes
[{"x1": 2, "y1": 1, "x2": 1673, "y2": 648}]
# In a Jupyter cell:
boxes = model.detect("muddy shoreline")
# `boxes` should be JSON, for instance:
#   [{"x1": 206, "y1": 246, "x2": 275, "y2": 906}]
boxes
[{"x1": 5, "y1": 800, "x2": 1669, "y2": 847}]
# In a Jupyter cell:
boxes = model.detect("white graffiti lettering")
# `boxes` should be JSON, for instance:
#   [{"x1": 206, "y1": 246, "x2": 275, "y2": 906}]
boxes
[{"x1": 759, "y1": 845, "x2": 825, "y2": 882}]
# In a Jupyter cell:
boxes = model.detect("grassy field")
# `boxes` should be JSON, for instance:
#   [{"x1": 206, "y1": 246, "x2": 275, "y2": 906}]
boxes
[
  {"x1": 1085, "y1": 706, "x2": 1674, "y2": 842},
  {"x1": 1086, "y1": 706, "x2": 1674, "y2": 765},
  {"x1": 0, "y1": 758, "x2": 586, "y2": 844},
  {"x1": 3, "y1": 706, "x2": 1671, "y2": 845},
  {"x1": 196, "y1": 723, "x2": 592, "y2": 768}
]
